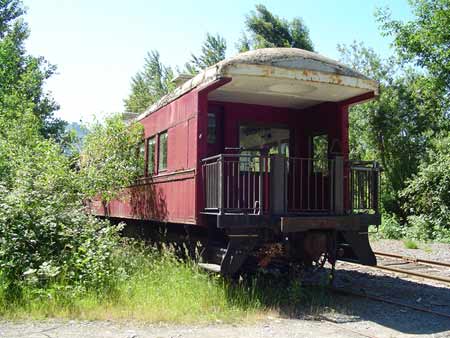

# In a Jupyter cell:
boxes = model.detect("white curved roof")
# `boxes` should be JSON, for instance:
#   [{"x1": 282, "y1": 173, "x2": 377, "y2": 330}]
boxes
[{"x1": 137, "y1": 48, "x2": 378, "y2": 121}]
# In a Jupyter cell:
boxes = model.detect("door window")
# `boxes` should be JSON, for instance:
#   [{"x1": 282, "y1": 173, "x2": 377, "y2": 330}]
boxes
[
  {"x1": 147, "y1": 136, "x2": 156, "y2": 175},
  {"x1": 158, "y1": 131, "x2": 168, "y2": 171},
  {"x1": 311, "y1": 134, "x2": 328, "y2": 173}
]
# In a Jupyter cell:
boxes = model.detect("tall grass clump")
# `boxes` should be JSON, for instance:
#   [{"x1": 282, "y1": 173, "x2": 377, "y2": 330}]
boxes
[{"x1": 0, "y1": 240, "x2": 330, "y2": 322}]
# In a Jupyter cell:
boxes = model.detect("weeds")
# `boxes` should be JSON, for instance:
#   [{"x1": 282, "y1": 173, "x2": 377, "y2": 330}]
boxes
[
  {"x1": 0, "y1": 241, "x2": 331, "y2": 323},
  {"x1": 403, "y1": 239, "x2": 419, "y2": 249}
]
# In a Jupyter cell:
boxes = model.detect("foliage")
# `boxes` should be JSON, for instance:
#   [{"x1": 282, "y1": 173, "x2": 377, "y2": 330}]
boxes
[
  {"x1": 0, "y1": 114, "x2": 123, "y2": 300},
  {"x1": 185, "y1": 33, "x2": 227, "y2": 74},
  {"x1": 0, "y1": 0, "x2": 24, "y2": 38},
  {"x1": 124, "y1": 50, "x2": 175, "y2": 114},
  {"x1": 0, "y1": 0, "x2": 65, "y2": 141},
  {"x1": 376, "y1": 213, "x2": 405, "y2": 240},
  {"x1": 400, "y1": 135, "x2": 450, "y2": 242},
  {"x1": 377, "y1": 0, "x2": 450, "y2": 91},
  {"x1": 237, "y1": 4, "x2": 313, "y2": 52},
  {"x1": 403, "y1": 238, "x2": 418, "y2": 249},
  {"x1": 0, "y1": 242, "x2": 331, "y2": 322},
  {"x1": 79, "y1": 114, "x2": 144, "y2": 203},
  {"x1": 0, "y1": 0, "x2": 130, "y2": 301},
  {"x1": 339, "y1": 42, "x2": 449, "y2": 217}
]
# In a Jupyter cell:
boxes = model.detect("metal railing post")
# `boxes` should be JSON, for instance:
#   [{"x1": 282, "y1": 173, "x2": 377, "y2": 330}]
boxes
[
  {"x1": 218, "y1": 155, "x2": 224, "y2": 214},
  {"x1": 372, "y1": 161, "x2": 379, "y2": 213},
  {"x1": 334, "y1": 156, "x2": 344, "y2": 215},
  {"x1": 258, "y1": 155, "x2": 264, "y2": 214}
]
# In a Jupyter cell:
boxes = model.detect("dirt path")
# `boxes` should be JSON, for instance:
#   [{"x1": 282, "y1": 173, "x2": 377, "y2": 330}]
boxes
[
  {"x1": 0, "y1": 317, "x2": 430, "y2": 338},
  {"x1": 1, "y1": 239, "x2": 450, "y2": 338},
  {"x1": 1, "y1": 300, "x2": 450, "y2": 338}
]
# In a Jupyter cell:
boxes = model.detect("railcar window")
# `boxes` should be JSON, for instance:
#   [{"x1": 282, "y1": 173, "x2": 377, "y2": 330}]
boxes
[
  {"x1": 311, "y1": 134, "x2": 328, "y2": 173},
  {"x1": 239, "y1": 125, "x2": 290, "y2": 172},
  {"x1": 138, "y1": 141, "x2": 145, "y2": 176},
  {"x1": 207, "y1": 113, "x2": 216, "y2": 144},
  {"x1": 158, "y1": 131, "x2": 168, "y2": 171},
  {"x1": 147, "y1": 136, "x2": 156, "y2": 175}
]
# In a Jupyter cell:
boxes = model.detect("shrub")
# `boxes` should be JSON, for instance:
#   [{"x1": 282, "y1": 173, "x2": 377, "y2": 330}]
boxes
[
  {"x1": 401, "y1": 135, "x2": 450, "y2": 242},
  {"x1": 79, "y1": 114, "x2": 144, "y2": 203},
  {"x1": 403, "y1": 238, "x2": 418, "y2": 249},
  {"x1": 0, "y1": 119, "x2": 123, "y2": 299},
  {"x1": 378, "y1": 213, "x2": 405, "y2": 239}
]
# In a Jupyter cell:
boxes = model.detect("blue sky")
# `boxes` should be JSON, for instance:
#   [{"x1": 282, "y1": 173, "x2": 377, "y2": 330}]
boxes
[{"x1": 24, "y1": 0, "x2": 413, "y2": 122}]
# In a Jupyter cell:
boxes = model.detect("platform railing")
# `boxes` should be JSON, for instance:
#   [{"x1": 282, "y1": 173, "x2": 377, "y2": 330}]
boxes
[
  {"x1": 202, "y1": 154, "x2": 269, "y2": 214},
  {"x1": 287, "y1": 157, "x2": 336, "y2": 213},
  {"x1": 202, "y1": 155, "x2": 381, "y2": 215},
  {"x1": 349, "y1": 160, "x2": 381, "y2": 214}
]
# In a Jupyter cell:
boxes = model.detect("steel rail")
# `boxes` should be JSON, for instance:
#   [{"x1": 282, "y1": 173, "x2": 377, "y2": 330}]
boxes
[
  {"x1": 331, "y1": 287, "x2": 450, "y2": 320},
  {"x1": 374, "y1": 264, "x2": 450, "y2": 284},
  {"x1": 374, "y1": 251, "x2": 450, "y2": 268},
  {"x1": 316, "y1": 314, "x2": 380, "y2": 338}
]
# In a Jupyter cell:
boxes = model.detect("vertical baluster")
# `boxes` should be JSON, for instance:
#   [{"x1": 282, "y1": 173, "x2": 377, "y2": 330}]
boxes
[
  {"x1": 253, "y1": 160, "x2": 256, "y2": 211},
  {"x1": 226, "y1": 161, "x2": 229, "y2": 210},
  {"x1": 231, "y1": 161, "x2": 235, "y2": 209},
  {"x1": 322, "y1": 164, "x2": 325, "y2": 210},
  {"x1": 330, "y1": 160, "x2": 334, "y2": 211},
  {"x1": 259, "y1": 156, "x2": 263, "y2": 214},
  {"x1": 300, "y1": 159, "x2": 303, "y2": 210},
  {"x1": 292, "y1": 159, "x2": 296, "y2": 210},
  {"x1": 307, "y1": 158, "x2": 311, "y2": 210},
  {"x1": 238, "y1": 158, "x2": 241, "y2": 209},
  {"x1": 248, "y1": 164, "x2": 251, "y2": 210},
  {"x1": 315, "y1": 167, "x2": 318, "y2": 210}
]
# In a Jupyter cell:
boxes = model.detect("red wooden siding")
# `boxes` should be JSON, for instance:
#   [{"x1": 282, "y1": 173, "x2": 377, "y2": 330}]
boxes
[
  {"x1": 99, "y1": 89, "x2": 200, "y2": 224},
  {"x1": 94, "y1": 77, "x2": 360, "y2": 226}
]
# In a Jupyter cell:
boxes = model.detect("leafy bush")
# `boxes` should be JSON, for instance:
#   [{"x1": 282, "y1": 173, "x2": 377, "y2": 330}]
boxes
[
  {"x1": 0, "y1": 123, "x2": 124, "y2": 299},
  {"x1": 377, "y1": 212, "x2": 405, "y2": 239},
  {"x1": 79, "y1": 114, "x2": 144, "y2": 202},
  {"x1": 403, "y1": 238, "x2": 418, "y2": 249},
  {"x1": 0, "y1": 242, "x2": 330, "y2": 322},
  {"x1": 401, "y1": 135, "x2": 450, "y2": 242}
]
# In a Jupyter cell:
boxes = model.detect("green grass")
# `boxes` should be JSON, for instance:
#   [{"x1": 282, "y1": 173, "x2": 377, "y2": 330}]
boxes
[
  {"x1": 0, "y1": 243, "x2": 332, "y2": 323},
  {"x1": 403, "y1": 239, "x2": 419, "y2": 249}
]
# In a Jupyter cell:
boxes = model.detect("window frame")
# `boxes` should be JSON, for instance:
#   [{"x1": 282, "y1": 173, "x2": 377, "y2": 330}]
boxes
[
  {"x1": 207, "y1": 112, "x2": 217, "y2": 144},
  {"x1": 158, "y1": 130, "x2": 168, "y2": 172},
  {"x1": 138, "y1": 140, "x2": 146, "y2": 177},
  {"x1": 147, "y1": 136, "x2": 156, "y2": 175},
  {"x1": 310, "y1": 133, "x2": 329, "y2": 174}
]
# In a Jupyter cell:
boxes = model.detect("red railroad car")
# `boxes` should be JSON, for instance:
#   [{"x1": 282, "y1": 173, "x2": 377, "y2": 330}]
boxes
[{"x1": 94, "y1": 48, "x2": 381, "y2": 275}]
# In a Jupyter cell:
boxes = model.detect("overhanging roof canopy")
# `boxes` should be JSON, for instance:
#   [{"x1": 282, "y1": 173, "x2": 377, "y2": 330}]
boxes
[{"x1": 137, "y1": 48, "x2": 378, "y2": 121}]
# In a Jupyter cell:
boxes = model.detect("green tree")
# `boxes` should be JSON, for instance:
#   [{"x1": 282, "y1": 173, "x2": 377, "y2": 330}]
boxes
[
  {"x1": 237, "y1": 4, "x2": 313, "y2": 52},
  {"x1": 339, "y1": 42, "x2": 449, "y2": 216},
  {"x1": 185, "y1": 33, "x2": 227, "y2": 74},
  {"x1": 377, "y1": 0, "x2": 450, "y2": 90},
  {"x1": 0, "y1": 0, "x2": 65, "y2": 141},
  {"x1": 124, "y1": 50, "x2": 175, "y2": 114},
  {"x1": 401, "y1": 135, "x2": 450, "y2": 242},
  {"x1": 0, "y1": 1, "x2": 130, "y2": 299},
  {"x1": 79, "y1": 114, "x2": 144, "y2": 203}
]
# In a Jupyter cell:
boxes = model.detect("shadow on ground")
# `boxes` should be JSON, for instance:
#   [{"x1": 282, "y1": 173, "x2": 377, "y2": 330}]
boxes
[{"x1": 226, "y1": 265, "x2": 450, "y2": 336}]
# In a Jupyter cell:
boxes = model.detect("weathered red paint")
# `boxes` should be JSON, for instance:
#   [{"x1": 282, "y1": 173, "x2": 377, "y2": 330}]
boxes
[{"x1": 95, "y1": 77, "x2": 374, "y2": 227}]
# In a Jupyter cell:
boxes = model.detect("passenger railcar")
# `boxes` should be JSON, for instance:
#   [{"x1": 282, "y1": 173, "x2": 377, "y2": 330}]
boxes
[{"x1": 92, "y1": 48, "x2": 381, "y2": 275}]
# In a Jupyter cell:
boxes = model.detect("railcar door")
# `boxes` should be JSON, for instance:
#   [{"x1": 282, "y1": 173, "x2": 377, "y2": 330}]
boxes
[
  {"x1": 206, "y1": 106, "x2": 224, "y2": 157},
  {"x1": 238, "y1": 125, "x2": 290, "y2": 214}
]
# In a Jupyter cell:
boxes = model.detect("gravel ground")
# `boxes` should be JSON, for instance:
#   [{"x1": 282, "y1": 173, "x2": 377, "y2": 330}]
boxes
[
  {"x1": 1, "y1": 239, "x2": 449, "y2": 338},
  {"x1": 371, "y1": 238, "x2": 450, "y2": 263}
]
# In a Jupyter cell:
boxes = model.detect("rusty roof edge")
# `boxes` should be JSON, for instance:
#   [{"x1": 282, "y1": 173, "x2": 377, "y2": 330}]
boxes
[
  {"x1": 135, "y1": 65, "x2": 223, "y2": 121},
  {"x1": 135, "y1": 49, "x2": 379, "y2": 121},
  {"x1": 221, "y1": 63, "x2": 379, "y2": 95}
]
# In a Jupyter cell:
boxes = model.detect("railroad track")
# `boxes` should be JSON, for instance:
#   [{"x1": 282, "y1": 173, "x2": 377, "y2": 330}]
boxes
[
  {"x1": 330, "y1": 287, "x2": 450, "y2": 321},
  {"x1": 333, "y1": 251, "x2": 450, "y2": 321},
  {"x1": 373, "y1": 251, "x2": 450, "y2": 284}
]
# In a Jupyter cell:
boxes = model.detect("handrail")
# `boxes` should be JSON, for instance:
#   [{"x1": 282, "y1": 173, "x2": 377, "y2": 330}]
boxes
[{"x1": 201, "y1": 154, "x2": 381, "y2": 215}]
